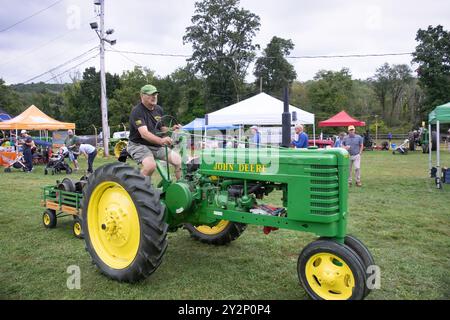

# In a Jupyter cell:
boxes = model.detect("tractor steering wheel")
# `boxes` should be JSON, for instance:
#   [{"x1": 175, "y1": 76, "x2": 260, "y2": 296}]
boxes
[
  {"x1": 154, "y1": 115, "x2": 184, "y2": 146},
  {"x1": 154, "y1": 115, "x2": 180, "y2": 137}
]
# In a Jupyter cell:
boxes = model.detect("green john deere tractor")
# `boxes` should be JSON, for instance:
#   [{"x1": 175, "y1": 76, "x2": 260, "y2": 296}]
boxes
[{"x1": 81, "y1": 120, "x2": 375, "y2": 300}]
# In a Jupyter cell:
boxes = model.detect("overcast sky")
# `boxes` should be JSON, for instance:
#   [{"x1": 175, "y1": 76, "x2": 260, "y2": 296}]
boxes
[{"x1": 0, "y1": 0, "x2": 448, "y2": 85}]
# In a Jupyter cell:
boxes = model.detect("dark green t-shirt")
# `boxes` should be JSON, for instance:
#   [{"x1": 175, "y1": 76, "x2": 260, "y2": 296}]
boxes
[
  {"x1": 129, "y1": 103, "x2": 164, "y2": 147},
  {"x1": 65, "y1": 135, "x2": 80, "y2": 151}
]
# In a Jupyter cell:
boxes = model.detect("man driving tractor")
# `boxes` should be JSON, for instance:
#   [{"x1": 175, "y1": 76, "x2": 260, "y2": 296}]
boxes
[{"x1": 127, "y1": 84, "x2": 182, "y2": 179}]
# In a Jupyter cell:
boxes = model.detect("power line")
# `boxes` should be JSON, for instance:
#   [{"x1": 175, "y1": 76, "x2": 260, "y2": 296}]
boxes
[
  {"x1": 287, "y1": 52, "x2": 413, "y2": 59},
  {"x1": 106, "y1": 44, "x2": 145, "y2": 68},
  {"x1": 41, "y1": 54, "x2": 99, "y2": 83},
  {"x1": 106, "y1": 49, "x2": 413, "y2": 60},
  {"x1": 105, "y1": 49, "x2": 190, "y2": 58},
  {"x1": 0, "y1": 0, "x2": 65, "y2": 33},
  {"x1": 21, "y1": 46, "x2": 99, "y2": 84}
]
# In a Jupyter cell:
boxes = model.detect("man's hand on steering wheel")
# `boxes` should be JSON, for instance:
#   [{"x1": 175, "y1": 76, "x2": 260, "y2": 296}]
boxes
[{"x1": 160, "y1": 136, "x2": 173, "y2": 146}]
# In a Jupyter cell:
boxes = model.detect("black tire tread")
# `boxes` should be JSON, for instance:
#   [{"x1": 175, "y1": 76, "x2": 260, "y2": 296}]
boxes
[
  {"x1": 298, "y1": 239, "x2": 367, "y2": 300},
  {"x1": 184, "y1": 221, "x2": 247, "y2": 246},
  {"x1": 82, "y1": 162, "x2": 168, "y2": 282},
  {"x1": 43, "y1": 209, "x2": 57, "y2": 229}
]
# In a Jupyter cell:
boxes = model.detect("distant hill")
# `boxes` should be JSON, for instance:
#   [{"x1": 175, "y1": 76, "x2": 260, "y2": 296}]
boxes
[{"x1": 10, "y1": 82, "x2": 66, "y2": 94}]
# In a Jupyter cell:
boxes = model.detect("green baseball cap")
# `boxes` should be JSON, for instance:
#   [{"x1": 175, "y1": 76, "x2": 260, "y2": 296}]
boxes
[{"x1": 140, "y1": 84, "x2": 159, "y2": 95}]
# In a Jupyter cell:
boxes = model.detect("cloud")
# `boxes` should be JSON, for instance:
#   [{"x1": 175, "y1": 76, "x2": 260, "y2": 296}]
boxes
[{"x1": 0, "y1": 0, "x2": 448, "y2": 85}]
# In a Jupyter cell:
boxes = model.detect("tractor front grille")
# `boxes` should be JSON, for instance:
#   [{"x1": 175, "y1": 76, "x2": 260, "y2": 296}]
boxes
[{"x1": 306, "y1": 165, "x2": 340, "y2": 215}]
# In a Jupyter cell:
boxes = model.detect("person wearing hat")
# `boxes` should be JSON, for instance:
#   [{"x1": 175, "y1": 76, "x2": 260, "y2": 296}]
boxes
[
  {"x1": 64, "y1": 129, "x2": 80, "y2": 171},
  {"x1": 19, "y1": 130, "x2": 35, "y2": 172},
  {"x1": 127, "y1": 84, "x2": 182, "y2": 179},
  {"x1": 291, "y1": 124, "x2": 308, "y2": 148},
  {"x1": 342, "y1": 125, "x2": 364, "y2": 187},
  {"x1": 250, "y1": 125, "x2": 261, "y2": 148}
]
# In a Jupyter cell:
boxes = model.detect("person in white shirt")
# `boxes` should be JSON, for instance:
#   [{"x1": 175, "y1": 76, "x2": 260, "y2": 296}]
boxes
[{"x1": 76, "y1": 142, "x2": 97, "y2": 174}]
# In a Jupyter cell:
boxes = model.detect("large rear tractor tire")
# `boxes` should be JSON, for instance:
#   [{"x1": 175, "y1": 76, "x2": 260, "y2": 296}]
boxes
[
  {"x1": 298, "y1": 239, "x2": 367, "y2": 300},
  {"x1": 184, "y1": 220, "x2": 246, "y2": 245},
  {"x1": 82, "y1": 162, "x2": 168, "y2": 282}
]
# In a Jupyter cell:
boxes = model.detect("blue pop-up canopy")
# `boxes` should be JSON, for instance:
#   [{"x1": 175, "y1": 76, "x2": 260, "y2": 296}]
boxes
[
  {"x1": 182, "y1": 118, "x2": 238, "y2": 131},
  {"x1": 0, "y1": 112, "x2": 11, "y2": 122}
]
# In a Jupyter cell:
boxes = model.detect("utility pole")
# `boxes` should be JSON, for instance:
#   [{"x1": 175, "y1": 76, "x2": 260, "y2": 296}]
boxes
[
  {"x1": 99, "y1": 0, "x2": 109, "y2": 156},
  {"x1": 91, "y1": 0, "x2": 116, "y2": 157},
  {"x1": 98, "y1": 0, "x2": 109, "y2": 156}
]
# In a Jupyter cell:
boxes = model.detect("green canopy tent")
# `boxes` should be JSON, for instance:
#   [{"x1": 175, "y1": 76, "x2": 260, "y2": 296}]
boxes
[{"x1": 428, "y1": 102, "x2": 450, "y2": 188}]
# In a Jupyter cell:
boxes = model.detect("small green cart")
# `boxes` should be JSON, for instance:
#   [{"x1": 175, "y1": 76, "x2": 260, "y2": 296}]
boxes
[{"x1": 41, "y1": 184, "x2": 84, "y2": 239}]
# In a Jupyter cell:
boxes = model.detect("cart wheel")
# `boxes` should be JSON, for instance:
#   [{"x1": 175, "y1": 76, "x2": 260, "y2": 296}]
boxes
[
  {"x1": 72, "y1": 217, "x2": 84, "y2": 239},
  {"x1": 298, "y1": 239, "x2": 366, "y2": 300},
  {"x1": 42, "y1": 209, "x2": 57, "y2": 229},
  {"x1": 66, "y1": 167, "x2": 72, "y2": 174},
  {"x1": 4, "y1": 167, "x2": 11, "y2": 173}
]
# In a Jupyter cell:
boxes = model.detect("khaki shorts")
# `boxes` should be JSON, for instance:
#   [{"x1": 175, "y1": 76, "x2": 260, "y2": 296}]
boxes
[
  {"x1": 349, "y1": 154, "x2": 361, "y2": 169},
  {"x1": 127, "y1": 141, "x2": 171, "y2": 164}
]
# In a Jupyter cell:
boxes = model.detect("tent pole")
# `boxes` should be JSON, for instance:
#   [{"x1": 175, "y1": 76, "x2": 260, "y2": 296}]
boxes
[
  {"x1": 15, "y1": 129, "x2": 18, "y2": 155},
  {"x1": 429, "y1": 123, "x2": 432, "y2": 172},
  {"x1": 313, "y1": 123, "x2": 316, "y2": 146},
  {"x1": 239, "y1": 125, "x2": 242, "y2": 143},
  {"x1": 428, "y1": 123, "x2": 433, "y2": 173},
  {"x1": 437, "y1": 121, "x2": 441, "y2": 180}
]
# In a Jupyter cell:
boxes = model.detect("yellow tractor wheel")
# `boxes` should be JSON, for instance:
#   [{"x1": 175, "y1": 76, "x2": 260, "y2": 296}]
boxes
[
  {"x1": 184, "y1": 220, "x2": 246, "y2": 245},
  {"x1": 82, "y1": 162, "x2": 168, "y2": 282},
  {"x1": 298, "y1": 239, "x2": 366, "y2": 300}
]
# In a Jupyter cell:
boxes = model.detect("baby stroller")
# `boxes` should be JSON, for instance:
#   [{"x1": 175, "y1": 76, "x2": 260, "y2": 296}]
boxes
[
  {"x1": 44, "y1": 146, "x2": 72, "y2": 175},
  {"x1": 392, "y1": 139, "x2": 409, "y2": 155},
  {"x1": 2, "y1": 153, "x2": 28, "y2": 172}
]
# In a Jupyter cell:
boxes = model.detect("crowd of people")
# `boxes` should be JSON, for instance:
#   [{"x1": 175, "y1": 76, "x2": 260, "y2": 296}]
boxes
[{"x1": 0, "y1": 128, "x2": 97, "y2": 174}]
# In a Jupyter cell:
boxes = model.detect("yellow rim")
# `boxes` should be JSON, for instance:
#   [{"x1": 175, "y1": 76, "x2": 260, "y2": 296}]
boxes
[
  {"x1": 195, "y1": 220, "x2": 230, "y2": 235},
  {"x1": 305, "y1": 253, "x2": 355, "y2": 300},
  {"x1": 43, "y1": 213, "x2": 51, "y2": 226},
  {"x1": 114, "y1": 141, "x2": 128, "y2": 158},
  {"x1": 87, "y1": 181, "x2": 140, "y2": 269},
  {"x1": 73, "y1": 222, "x2": 82, "y2": 236}
]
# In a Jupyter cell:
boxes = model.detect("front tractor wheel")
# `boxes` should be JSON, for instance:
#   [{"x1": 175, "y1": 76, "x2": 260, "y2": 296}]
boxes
[
  {"x1": 82, "y1": 163, "x2": 168, "y2": 282},
  {"x1": 184, "y1": 220, "x2": 246, "y2": 245},
  {"x1": 298, "y1": 240, "x2": 367, "y2": 300}
]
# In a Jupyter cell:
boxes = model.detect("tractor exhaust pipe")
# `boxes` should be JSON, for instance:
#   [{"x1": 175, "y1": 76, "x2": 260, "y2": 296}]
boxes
[{"x1": 281, "y1": 87, "x2": 291, "y2": 148}]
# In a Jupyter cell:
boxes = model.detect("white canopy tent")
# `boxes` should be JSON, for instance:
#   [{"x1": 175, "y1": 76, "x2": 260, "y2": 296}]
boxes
[
  {"x1": 205, "y1": 92, "x2": 315, "y2": 145},
  {"x1": 206, "y1": 92, "x2": 314, "y2": 125}
]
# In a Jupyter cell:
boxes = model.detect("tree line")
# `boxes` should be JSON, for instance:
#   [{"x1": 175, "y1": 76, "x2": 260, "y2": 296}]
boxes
[{"x1": 1, "y1": 0, "x2": 448, "y2": 135}]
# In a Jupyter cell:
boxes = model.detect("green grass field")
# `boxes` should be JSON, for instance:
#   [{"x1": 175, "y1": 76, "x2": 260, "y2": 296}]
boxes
[{"x1": 1, "y1": 148, "x2": 449, "y2": 300}]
